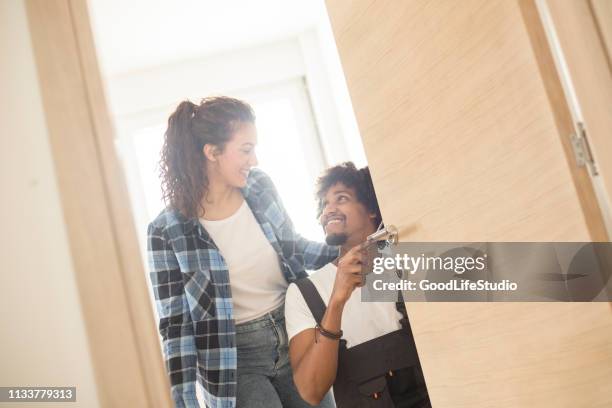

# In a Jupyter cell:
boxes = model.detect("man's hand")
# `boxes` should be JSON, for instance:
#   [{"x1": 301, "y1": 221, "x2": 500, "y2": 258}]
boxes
[{"x1": 330, "y1": 243, "x2": 367, "y2": 306}]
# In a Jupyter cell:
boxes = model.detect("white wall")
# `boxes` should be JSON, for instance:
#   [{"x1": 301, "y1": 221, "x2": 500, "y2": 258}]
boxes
[{"x1": 0, "y1": 1, "x2": 100, "y2": 407}]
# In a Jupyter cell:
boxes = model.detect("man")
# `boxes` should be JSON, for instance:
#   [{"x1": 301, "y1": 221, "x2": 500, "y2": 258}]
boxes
[{"x1": 285, "y1": 162, "x2": 431, "y2": 408}]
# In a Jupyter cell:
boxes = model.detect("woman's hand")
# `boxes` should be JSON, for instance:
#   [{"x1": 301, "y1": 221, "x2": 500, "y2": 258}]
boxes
[{"x1": 330, "y1": 243, "x2": 367, "y2": 307}]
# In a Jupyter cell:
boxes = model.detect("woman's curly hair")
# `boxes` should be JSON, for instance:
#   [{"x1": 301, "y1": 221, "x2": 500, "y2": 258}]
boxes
[{"x1": 159, "y1": 96, "x2": 255, "y2": 219}]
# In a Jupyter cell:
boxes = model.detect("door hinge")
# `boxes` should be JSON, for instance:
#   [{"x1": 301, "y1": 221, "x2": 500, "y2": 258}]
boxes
[{"x1": 570, "y1": 122, "x2": 599, "y2": 176}]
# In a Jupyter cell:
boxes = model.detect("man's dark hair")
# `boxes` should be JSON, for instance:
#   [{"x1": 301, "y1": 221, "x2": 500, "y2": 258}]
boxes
[{"x1": 315, "y1": 162, "x2": 383, "y2": 228}]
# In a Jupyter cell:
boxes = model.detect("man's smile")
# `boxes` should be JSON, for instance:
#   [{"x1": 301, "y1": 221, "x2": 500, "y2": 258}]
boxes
[{"x1": 324, "y1": 214, "x2": 346, "y2": 231}]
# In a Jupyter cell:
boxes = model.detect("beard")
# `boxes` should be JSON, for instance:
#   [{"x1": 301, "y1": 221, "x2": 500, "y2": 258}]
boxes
[{"x1": 325, "y1": 233, "x2": 348, "y2": 246}]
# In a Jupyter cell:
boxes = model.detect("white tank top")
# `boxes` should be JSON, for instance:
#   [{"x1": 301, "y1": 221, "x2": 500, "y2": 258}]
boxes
[{"x1": 200, "y1": 200, "x2": 287, "y2": 324}]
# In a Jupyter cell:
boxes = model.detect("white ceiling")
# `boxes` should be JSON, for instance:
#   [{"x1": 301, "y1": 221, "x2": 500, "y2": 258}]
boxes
[{"x1": 88, "y1": 0, "x2": 326, "y2": 76}]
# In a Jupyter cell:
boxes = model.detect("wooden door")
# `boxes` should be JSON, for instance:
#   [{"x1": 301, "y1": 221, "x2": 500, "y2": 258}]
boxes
[{"x1": 325, "y1": 0, "x2": 612, "y2": 406}]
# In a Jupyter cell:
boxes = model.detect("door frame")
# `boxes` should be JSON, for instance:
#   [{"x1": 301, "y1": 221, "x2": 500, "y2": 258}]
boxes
[
  {"x1": 519, "y1": 0, "x2": 609, "y2": 241},
  {"x1": 534, "y1": 0, "x2": 612, "y2": 238},
  {"x1": 25, "y1": 0, "x2": 172, "y2": 406}
]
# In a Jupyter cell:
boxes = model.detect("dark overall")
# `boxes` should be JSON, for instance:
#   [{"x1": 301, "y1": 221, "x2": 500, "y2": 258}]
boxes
[{"x1": 295, "y1": 279, "x2": 431, "y2": 408}]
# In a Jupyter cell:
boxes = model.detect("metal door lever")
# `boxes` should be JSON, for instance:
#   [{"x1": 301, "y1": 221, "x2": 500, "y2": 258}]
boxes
[{"x1": 365, "y1": 224, "x2": 398, "y2": 246}]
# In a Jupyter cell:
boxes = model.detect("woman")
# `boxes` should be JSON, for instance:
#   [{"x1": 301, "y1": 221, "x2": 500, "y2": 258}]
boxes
[{"x1": 147, "y1": 96, "x2": 337, "y2": 408}]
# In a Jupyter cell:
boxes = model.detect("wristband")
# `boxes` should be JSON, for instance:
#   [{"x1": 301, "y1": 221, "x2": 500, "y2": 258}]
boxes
[{"x1": 315, "y1": 323, "x2": 343, "y2": 342}]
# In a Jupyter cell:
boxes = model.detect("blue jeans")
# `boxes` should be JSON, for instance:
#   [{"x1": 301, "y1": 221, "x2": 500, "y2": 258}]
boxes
[{"x1": 235, "y1": 304, "x2": 335, "y2": 408}]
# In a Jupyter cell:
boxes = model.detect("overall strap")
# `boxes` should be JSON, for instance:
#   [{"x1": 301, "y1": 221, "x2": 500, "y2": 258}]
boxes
[
  {"x1": 295, "y1": 278, "x2": 327, "y2": 324},
  {"x1": 395, "y1": 290, "x2": 410, "y2": 331},
  {"x1": 295, "y1": 277, "x2": 348, "y2": 350},
  {"x1": 296, "y1": 276, "x2": 410, "y2": 333}
]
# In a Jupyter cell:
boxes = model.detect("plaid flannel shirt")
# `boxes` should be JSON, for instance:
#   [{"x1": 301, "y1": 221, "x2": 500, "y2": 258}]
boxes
[{"x1": 147, "y1": 168, "x2": 338, "y2": 408}]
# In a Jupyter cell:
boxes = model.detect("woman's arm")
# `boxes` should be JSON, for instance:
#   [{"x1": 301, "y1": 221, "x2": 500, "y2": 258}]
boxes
[
  {"x1": 295, "y1": 236, "x2": 339, "y2": 270},
  {"x1": 251, "y1": 169, "x2": 339, "y2": 269},
  {"x1": 147, "y1": 223, "x2": 199, "y2": 408}
]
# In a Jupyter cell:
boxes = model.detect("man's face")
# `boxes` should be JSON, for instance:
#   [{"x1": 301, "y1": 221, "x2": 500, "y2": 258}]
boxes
[{"x1": 319, "y1": 183, "x2": 377, "y2": 246}]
